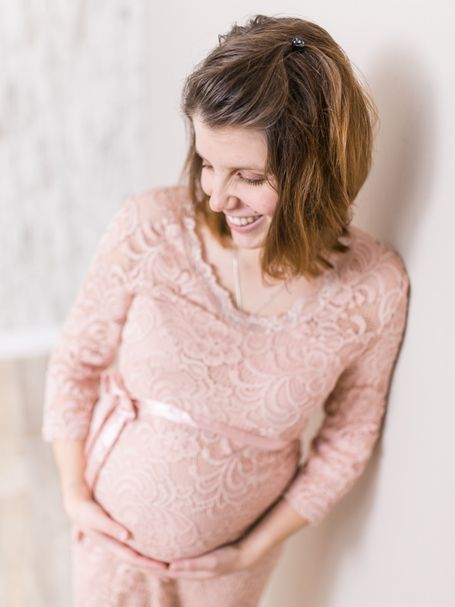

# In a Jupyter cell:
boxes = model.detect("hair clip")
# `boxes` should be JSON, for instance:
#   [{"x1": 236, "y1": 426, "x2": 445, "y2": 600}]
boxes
[{"x1": 291, "y1": 36, "x2": 305, "y2": 51}]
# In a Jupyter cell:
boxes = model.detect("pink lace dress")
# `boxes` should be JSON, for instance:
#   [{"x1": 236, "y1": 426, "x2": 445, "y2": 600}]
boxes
[{"x1": 42, "y1": 186, "x2": 409, "y2": 606}]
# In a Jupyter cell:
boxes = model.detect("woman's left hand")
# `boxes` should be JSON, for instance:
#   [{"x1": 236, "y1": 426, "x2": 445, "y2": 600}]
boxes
[{"x1": 164, "y1": 537, "x2": 268, "y2": 579}]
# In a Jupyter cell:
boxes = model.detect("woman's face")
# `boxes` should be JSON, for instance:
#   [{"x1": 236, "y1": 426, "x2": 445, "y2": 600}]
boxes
[{"x1": 192, "y1": 113, "x2": 278, "y2": 250}]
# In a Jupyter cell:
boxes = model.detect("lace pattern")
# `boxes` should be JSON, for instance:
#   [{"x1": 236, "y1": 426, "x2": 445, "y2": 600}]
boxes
[
  {"x1": 181, "y1": 196, "x2": 339, "y2": 331},
  {"x1": 42, "y1": 185, "x2": 410, "y2": 542}
]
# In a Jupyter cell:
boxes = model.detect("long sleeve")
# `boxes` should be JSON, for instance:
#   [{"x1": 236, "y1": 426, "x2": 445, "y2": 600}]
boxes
[
  {"x1": 41, "y1": 196, "x2": 143, "y2": 442},
  {"x1": 282, "y1": 257, "x2": 410, "y2": 526}
]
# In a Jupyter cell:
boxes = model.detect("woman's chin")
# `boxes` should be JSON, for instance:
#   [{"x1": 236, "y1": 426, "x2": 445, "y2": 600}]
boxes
[{"x1": 230, "y1": 230, "x2": 267, "y2": 250}]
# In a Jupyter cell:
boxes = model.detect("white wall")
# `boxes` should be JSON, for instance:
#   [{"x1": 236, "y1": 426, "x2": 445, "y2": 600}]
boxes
[{"x1": 2, "y1": 1, "x2": 454, "y2": 605}]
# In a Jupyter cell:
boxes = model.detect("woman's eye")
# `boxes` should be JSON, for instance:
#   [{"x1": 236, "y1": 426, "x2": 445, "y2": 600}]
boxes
[
  {"x1": 239, "y1": 175, "x2": 265, "y2": 186},
  {"x1": 201, "y1": 163, "x2": 265, "y2": 187}
]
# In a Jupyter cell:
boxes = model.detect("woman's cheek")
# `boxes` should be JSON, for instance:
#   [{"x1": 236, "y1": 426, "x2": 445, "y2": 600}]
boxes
[{"x1": 251, "y1": 189, "x2": 278, "y2": 217}]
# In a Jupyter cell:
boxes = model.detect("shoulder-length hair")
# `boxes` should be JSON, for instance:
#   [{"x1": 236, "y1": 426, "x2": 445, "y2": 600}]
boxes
[{"x1": 179, "y1": 14, "x2": 378, "y2": 281}]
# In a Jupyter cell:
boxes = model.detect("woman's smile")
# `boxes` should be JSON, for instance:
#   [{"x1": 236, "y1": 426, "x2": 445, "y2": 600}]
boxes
[{"x1": 225, "y1": 213, "x2": 265, "y2": 231}]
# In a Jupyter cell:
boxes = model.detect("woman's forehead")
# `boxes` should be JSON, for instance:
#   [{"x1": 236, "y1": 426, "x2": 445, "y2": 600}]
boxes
[{"x1": 192, "y1": 114, "x2": 267, "y2": 169}]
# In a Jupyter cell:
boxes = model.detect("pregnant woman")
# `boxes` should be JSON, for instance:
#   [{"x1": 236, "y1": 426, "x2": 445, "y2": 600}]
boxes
[{"x1": 42, "y1": 14, "x2": 410, "y2": 607}]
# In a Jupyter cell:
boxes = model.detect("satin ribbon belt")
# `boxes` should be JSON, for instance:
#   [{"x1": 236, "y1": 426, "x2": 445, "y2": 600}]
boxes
[
  {"x1": 83, "y1": 371, "x2": 299, "y2": 491},
  {"x1": 77, "y1": 371, "x2": 299, "y2": 574}
]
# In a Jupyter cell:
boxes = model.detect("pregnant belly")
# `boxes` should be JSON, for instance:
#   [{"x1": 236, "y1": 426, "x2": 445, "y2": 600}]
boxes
[{"x1": 90, "y1": 417, "x2": 299, "y2": 562}]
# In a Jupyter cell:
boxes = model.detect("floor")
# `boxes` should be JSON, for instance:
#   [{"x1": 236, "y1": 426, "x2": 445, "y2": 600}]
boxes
[{"x1": 0, "y1": 356, "x2": 72, "y2": 607}]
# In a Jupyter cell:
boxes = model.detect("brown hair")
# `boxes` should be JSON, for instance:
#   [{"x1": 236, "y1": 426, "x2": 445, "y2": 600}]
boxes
[{"x1": 179, "y1": 14, "x2": 378, "y2": 281}]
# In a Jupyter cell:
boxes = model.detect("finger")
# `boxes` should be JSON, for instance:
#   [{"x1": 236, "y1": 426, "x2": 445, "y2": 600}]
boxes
[
  {"x1": 88, "y1": 504, "x2": 132, "y2": 543},
  {"x1": 83, "y1": 528, "x2": 168, "y2": 571},
  {"x1": 169, "y1": 555, "x2": 217, "y2": 571},
  {"x1": 164, "y1": 569, "x2": 215, "y2": 579},
  {"x1": 86, "y1": 528, "x2": 161, "y2": 567},
  {"x1": 70, "y1": 525, "x2": 84, "y2": 543}
]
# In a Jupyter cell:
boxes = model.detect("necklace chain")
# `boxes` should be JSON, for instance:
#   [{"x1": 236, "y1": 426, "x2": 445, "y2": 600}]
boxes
[{"x1": 232, "y1": 249, "x2": 288, "y2": 314}]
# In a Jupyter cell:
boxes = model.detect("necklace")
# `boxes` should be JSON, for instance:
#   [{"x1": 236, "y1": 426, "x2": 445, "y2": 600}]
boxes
[{"x1": 232, "y1": 248, "x2": 289, "y2": 314}]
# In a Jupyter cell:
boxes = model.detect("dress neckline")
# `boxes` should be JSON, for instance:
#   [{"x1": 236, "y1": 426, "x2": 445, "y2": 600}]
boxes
[{"x1": 180, "y1": 195, "x2": 340, "y2": 330}]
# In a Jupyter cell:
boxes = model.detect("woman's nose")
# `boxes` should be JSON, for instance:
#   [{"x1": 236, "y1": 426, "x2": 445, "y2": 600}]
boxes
[{"x1": 208, "y1": 181, "x2": 237, "y2": 213}]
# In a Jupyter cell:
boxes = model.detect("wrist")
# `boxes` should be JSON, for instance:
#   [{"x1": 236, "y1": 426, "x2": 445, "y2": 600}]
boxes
[
  {"x1": 63, "y1": 479, "x2": 86, "y2": 490},
  {"x1": 239, "y1": 498, "x2": 310, "y2": 559},
  {"x1": 61, "y1": 479, "x2": 91, "y2": 502},
  {"x1": 237, "y1": 524, "x2": 277, "y2": 561}
]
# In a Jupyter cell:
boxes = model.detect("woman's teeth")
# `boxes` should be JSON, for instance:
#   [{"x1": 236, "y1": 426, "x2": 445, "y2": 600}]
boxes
[{"x1": 227, "y1": 215, "x2": 262, "y2": 226}]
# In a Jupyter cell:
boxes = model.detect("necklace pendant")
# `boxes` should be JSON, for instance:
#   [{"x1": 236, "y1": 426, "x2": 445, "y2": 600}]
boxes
[
  {"x1": 232, "y1": 251, "x2": 242, "y2": 307},
  {"x1": 232, "y1": 249, "x2": 287, "y2": 315}
]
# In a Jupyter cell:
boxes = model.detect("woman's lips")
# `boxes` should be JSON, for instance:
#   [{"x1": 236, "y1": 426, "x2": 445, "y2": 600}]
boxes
[{"x1": 225, "y1": 214, "x2": 265, "y2": 233}]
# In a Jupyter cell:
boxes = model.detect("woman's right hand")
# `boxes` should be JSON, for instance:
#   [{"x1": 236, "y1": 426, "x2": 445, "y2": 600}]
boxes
[
  {"x1": 62, "y1": 481, "x2": 169, "y2": 572},
  {"x1": 63, "y1": 480, "x2": 131, "y2": 543}
]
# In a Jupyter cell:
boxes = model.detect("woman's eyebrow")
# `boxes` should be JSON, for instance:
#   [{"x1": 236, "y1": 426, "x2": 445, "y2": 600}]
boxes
[{"x1": 194, "y1": 147, "x2": 265, "y2": 171}]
